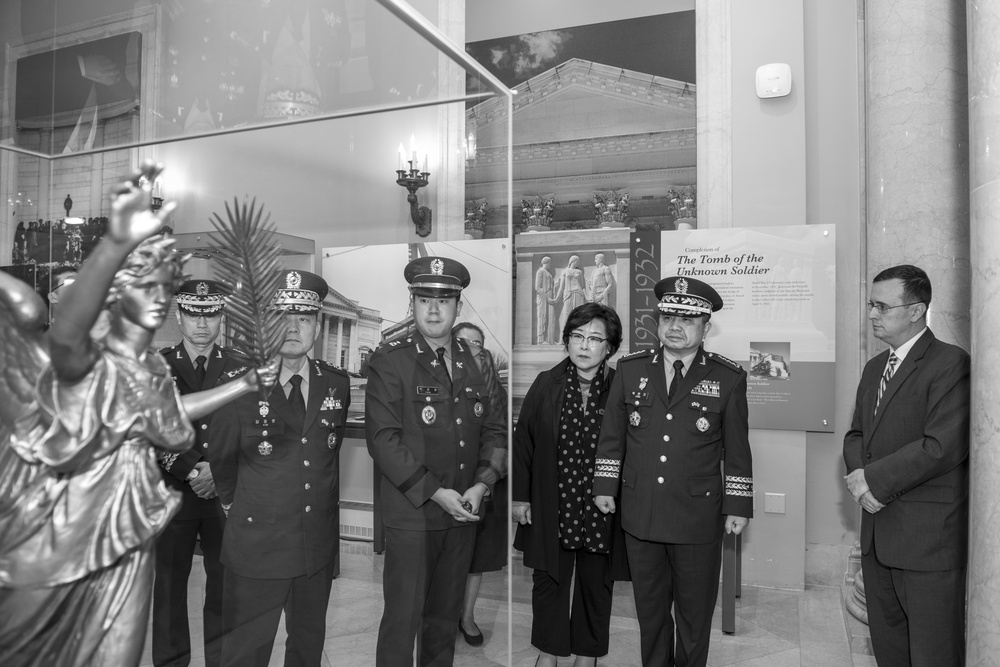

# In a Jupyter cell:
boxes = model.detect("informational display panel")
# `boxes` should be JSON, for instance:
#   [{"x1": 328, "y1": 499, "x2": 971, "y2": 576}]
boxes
[{"x1": 630, "y1": 225, "x2": 836, "y2": 432}]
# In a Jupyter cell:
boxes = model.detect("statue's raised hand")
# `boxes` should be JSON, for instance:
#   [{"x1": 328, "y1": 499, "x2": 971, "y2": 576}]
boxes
[{"x1": 108, "y1": 162, "x2": 176, "y2": 245}]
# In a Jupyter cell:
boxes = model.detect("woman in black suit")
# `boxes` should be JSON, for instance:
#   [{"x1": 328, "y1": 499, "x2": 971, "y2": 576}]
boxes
[{"x1": 512, "y1": 302, "x2": 624, "y2": 667}]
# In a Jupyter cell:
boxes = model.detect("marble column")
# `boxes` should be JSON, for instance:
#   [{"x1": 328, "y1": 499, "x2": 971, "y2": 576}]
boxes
[
  {"x1": 864, "y1": 0, "x2": 970, "y2": 349},
  {"x1": 965, "y1": 0, "x2": 1000, "y2": 660},
  {"x1": 851, "y1": 0, "x2": 971, "y2": 628}
]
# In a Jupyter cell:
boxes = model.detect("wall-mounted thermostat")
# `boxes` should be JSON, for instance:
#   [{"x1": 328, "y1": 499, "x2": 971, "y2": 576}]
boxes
[{"x1": 755, "y1": 63, "x2": 792, "y2": 98}]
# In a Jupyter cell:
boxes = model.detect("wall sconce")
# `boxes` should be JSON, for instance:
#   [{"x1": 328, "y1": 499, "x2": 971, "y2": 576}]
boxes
[
  {"x1": 63, "y1": 194, "x2": 84, "y2": 225},
  {"x1": 396, "y1": 140, "x2": 432, "y2": 237}
]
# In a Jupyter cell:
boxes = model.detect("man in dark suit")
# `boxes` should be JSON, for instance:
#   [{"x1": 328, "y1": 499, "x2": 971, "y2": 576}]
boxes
[
  {"x1": 843, "y1": 264, "x2": 970, "y2": 667},
  {"x1": 154, "y1": 279, "x2": 245, "y2": 667},
  {"x1": 594, "y1": 276, "x2": 753, "y2": 667},
  {"x1": 366, "y1": 256, "x2": 506, "y2": 667},
  {"x1": 209, "y1": 270, "x2": 351, "y2": 667}
]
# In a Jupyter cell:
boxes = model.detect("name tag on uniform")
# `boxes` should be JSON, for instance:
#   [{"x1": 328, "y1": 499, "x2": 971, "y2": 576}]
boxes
[
  {"x1": 691, "y1": 380, "x2": 720, "y2": 398},
  {"x1": 417, "y1": 386, "x2": 440, "y2": 396}
]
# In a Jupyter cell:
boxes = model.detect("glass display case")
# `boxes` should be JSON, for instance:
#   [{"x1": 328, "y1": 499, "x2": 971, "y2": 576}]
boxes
[
  {"x1": 0, "y1": 0, "x2": 512, "y2": 311},
  {"x1": 0, "y1": 1, "x2": 512, "y2": 664}
]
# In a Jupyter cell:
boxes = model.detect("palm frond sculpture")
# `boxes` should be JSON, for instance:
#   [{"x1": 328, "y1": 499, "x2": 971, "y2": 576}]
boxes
[{"x1": 208, "y1": 198, "x2": 285, "y2": 396}]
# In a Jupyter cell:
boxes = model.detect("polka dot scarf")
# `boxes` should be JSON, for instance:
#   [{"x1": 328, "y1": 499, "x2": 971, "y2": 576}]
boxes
[{"x1": 557, "y1": 360, "x2": 610, "y2": 554}]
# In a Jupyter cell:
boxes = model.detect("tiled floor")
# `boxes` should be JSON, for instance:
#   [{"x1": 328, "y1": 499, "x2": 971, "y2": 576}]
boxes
[{"x1": 140, "y1": 541, "x2": 877, "y2": 666}]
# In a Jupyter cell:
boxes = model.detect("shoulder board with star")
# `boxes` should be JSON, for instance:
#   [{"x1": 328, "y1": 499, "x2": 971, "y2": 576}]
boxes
[
  {"x1": 707, "y1": 352, "x2": 744, "y2": 373},
  {"x1": 158, "y1": 342, "x2": 182, "y2": 355},
  {"x1": 225, "y1": 365, "x2": 251, "y2": 378},
  {"x1": 381, "y1": 336, "x2": 417, "y2": 353},
  {"x1": 619, "y1": 348, "x2": 655, "y2": 363},
  {"x1": 315, "y1": 359, "x2": 351, "y2": 377}
]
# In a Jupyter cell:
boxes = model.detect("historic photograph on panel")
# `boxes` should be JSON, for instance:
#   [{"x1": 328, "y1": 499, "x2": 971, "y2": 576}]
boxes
[{"x1": 750, "y1": 341, "x2": 792, "y2": 380}]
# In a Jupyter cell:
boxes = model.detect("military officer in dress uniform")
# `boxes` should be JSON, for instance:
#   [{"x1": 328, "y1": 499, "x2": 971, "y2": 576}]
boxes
[
  {"x1": 594, "y1": 276, "x2": 753, "y2": 667},
  {"x1": 155, "y1": 279, "x2": 245, "y2": 667},
  {"x1": 366, "y1": 256, "x2": 506, "y2": 667},
  {"x1": 209, "y1": 270, "x2": 350, "y2": 667}
]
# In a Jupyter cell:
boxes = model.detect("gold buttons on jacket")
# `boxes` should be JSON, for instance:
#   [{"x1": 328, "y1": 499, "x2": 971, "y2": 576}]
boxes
[
  {"x1": 305, "y1": 483, "x2": 311, "y2": 490},
  {"x1": 301, "y1": 437, "x2": 308, "y2": 444},
  {"x1": 657, "y1": 477, "x2": 664, "y2": 484},
  {"x1": 304, "y1": 460, "x2": 311, "y2": 467},
  {"x1": 305, "y1": 506, "x2": 312, "y2": 512},
  {"x1": 460, "y1": 463, "x2": 466, "y2": 470},
  {"x1": 660, "y1": 455, "x2": 667, "y2": 462},
  {"x1": 456, "y1": 418, "x2": 463, "y2": 425},
  {"x1": 662, "y1": 435, "x2": 670, "y2": 442},
  {"x1": 459, "y1": 440, "x2": 465, "y2": 447},
  {"x1": 201, "y1": 424, "x2": 208, "y2": 430},
  {"x1": 247, "y1": 517, "x2": 253, "y2": 522},
  {"x1": 666, "y1": 413, "x2": 673, "y2": 420},
  {"x1": 262, "y1": 430, "x2": 268, "y2": 436}
]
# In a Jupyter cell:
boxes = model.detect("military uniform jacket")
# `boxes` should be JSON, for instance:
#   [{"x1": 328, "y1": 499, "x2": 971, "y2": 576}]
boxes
[
  {"x1": 159, "y1": 342, "x2": 250, "y2": 520},
  {"x1": 365, "y1": 334, "x2": 506, "y2": 531},
  {"x1": 843, "y1": 329, "x2": 970, "y2": 571},
  {"x1": 593, "y1": 346, "x2": 753, "y2": 544},
  {"x1": 209, "y1": 359, "x2": 350, "y2": 579}
]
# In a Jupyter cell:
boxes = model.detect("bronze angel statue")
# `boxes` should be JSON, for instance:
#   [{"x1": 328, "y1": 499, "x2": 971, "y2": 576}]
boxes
[{"x1": 0, "y1": 164, "x2": 276, "y2": 667}]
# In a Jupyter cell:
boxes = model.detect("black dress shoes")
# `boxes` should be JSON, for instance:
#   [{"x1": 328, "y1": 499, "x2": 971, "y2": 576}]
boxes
[{"x1": 459, "y1": 620, "x2": 484, "y2": 646}]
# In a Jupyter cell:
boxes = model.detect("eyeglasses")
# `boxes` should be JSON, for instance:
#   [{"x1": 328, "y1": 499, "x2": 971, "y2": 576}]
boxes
[
  {"x1": 568, "y1": 333, "x2": 607, "y2": 346},
  {"x1": 866, "y1": 301, "x2": 922, "y2": 315}
]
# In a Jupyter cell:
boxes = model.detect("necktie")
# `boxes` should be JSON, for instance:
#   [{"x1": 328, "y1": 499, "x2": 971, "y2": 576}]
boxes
[
  {"x1": 194, "y1": 355, "x2": 207, "y2": 388},
  {"x1": 874, "y1": 353, "x2": 899, "y2": 415},
  {"x1": 436, "y1": 347, "x2": 451, "y2": 382},
  {"x1": 668, "y1": 359, "x2": 684, "y2": 400},
  {"x1": 288, "y1": 375, "x2": 306, "y2": 427}
]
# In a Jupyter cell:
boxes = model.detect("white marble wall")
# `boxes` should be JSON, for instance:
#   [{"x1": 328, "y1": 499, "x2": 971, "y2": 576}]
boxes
[
  {"x1": 864, "y1": 0, "x2": 970, "y2": 350},
  {"x1": 965, "y1": 0, "x2": 1000, "y2": 661}
]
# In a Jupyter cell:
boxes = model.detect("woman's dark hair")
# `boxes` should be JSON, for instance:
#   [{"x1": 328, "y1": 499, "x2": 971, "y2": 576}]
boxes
[{"x1": 561, "y1": 303, "x2": 623, "y2": 357}]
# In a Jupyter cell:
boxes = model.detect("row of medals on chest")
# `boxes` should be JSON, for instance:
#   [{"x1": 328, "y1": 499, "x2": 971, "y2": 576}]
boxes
[
  {"x1": 628, "y1": 376, "x2": 717, "y2": 432},
  {"x1": 253, "y1": 396, "x2": 339, "y2": 456}
]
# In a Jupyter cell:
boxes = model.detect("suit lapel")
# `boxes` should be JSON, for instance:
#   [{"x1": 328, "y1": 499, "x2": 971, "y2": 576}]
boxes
[
  {"x1": 414, "y1": 335, "x2": 452, "y2": 394},
  {"x1": 203, "y1": 345, "x2": 226, "y2": 389},
  {"x1": 870, "y1": 330, "x2": 934, "y2": 433},
  {"x1": 171, "y1": 347, "x2": 200, "y2": 392},
  {"x1": 451, "y1": 339, "x2": 469, "y2": 396},
  {"x1": 649, "y1": 349, "x2": 670, "y2": 409},
  {"x1": 268, "y1": 378, "x2": 300, "y2": 434},
  {"x1": 303, "y1": 360, "x2": 325, "y2": 429}
]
